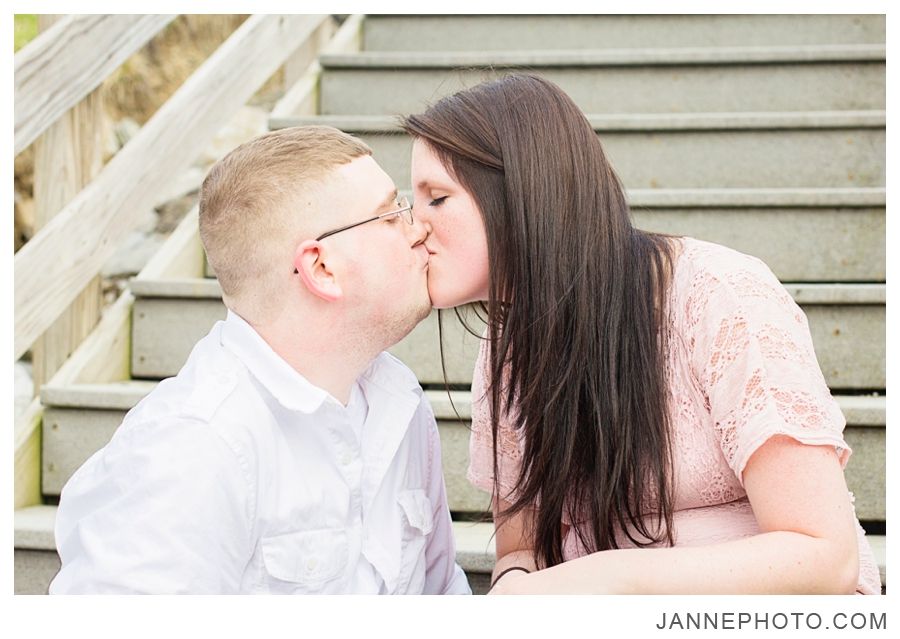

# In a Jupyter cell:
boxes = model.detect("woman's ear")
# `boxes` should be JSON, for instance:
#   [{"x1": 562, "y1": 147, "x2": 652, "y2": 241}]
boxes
[{"x1": 293, "y1": 240, "x2": 342, "y2": 302}]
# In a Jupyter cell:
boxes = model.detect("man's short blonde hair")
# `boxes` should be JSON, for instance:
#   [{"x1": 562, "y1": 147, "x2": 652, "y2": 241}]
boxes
[{"x1": 199, "y1": 126, "x2": 371, "y2": 318}]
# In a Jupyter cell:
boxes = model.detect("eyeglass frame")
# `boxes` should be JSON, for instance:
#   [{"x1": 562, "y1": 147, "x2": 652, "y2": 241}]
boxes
[{"x1": 315, "y1": 196, "x2": 414, "y2": 241}]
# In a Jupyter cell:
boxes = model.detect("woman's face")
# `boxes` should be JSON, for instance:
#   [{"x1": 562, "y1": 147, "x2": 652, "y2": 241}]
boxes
[{"x1": 410, "y1": 138, "x2": 490, "y2": 309}]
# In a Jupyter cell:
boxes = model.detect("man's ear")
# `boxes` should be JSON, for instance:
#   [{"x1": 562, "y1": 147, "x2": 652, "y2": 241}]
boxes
[{"x1": 293, "y1": 240, "x2": 342, "y2": 302}]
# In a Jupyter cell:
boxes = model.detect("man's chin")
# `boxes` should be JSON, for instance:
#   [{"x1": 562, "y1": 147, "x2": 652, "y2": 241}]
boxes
[
  {"x1": 382, "y1": 299, "x2": 432, "y2": 347},
  {"x1": 419, "y1": 296, "x2": 433, "y2": 321}
]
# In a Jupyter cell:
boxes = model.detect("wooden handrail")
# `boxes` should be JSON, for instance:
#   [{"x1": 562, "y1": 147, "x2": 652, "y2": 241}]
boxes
[
  {"x1": 14, "y1": 14, "x2": 176, "y2": 155},
  {"x1": 14, "y1": 14, "x2": 329, "y2": 360}
]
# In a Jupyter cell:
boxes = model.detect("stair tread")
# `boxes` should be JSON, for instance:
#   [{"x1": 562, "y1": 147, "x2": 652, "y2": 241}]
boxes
[
  {"x1": 130, "y1": 276, "x2": 887, "y2": 305},
  {"x1": 14, "y1": 506, "x2": 885, "y2": 581},
  {"x1": 321, "y1": 44, "x2": 885, "y2": 68},
  {"x1": 12, "y1": 504, "x2": 496, "y2": 571},
  {"x1": 40, "y1": 379, "x2": 883, "y2": 426},
  {"x1": 621, "y1": 187, "x2": 886, "y2": 208},
  {"x1": 14, "y1": 505, "x2": 57, "y2": 550},
  {"x1": 273, "y1": 111, "x2": 886, "y2": 133},
  {"x1": 42, "y1": 380, "x2": 473, "y2": 419},
  {"x1": 42, "y1": 380, "x2": 158, "y2": 411}
]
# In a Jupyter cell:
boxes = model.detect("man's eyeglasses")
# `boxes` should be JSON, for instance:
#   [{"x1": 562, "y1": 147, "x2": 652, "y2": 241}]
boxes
[{"x1": 316, "y1": 196, "x2": 414, "y2": 241}]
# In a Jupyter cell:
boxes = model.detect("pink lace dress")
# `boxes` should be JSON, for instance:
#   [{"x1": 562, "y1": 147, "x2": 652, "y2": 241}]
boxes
[{"x1": 467, "y1": 237, "x2": 881, "y2": 594}]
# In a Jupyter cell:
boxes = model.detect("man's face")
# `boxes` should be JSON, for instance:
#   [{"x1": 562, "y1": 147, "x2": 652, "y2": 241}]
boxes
[{"x1": 318, "y1": 155, "x2": 431, "y2": 345}]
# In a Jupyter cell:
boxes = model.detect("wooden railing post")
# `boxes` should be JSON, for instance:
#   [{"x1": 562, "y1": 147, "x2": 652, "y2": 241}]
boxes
[
  {"x1": 282, "y1": 16, "x2": 337, "y2": 91},
  {"x1": 31, "y1": 14, "x2": 105, "y2": 395}
]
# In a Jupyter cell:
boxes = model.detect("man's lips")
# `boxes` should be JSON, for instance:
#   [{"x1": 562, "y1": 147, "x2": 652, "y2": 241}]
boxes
[{"x1": 414, "y1": 243, "x2": 430, "y2": 269}]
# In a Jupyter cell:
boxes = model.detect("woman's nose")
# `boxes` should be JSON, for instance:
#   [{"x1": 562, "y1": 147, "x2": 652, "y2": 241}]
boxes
[
  {"x1": 411, "y1": 201, "x2": 432, "y2": 237},
  {"x1": 407, "y1": 209, "x2": 430, "y2": 245}
]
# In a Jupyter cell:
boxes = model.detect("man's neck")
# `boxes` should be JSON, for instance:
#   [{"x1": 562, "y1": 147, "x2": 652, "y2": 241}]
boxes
[{"x1": 251, "y1": 316, "x2": 379, "y2": 406}]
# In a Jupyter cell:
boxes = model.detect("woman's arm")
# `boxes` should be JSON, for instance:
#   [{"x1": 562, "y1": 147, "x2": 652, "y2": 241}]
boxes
[
  {"x1": 488, "y1": 497, "x2": 540, "y2": 588},
  {"x1": 491, "y1": 435, "x2": 859, "y2": 594}
]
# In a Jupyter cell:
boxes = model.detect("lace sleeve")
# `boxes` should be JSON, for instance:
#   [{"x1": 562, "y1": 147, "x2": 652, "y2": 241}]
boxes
[
  {"x1": 685, "y1": 252, "x2": 850, "y2": 484},
  {"x1": 465, "y1": 336, "x2": 524, "y2": 501}
]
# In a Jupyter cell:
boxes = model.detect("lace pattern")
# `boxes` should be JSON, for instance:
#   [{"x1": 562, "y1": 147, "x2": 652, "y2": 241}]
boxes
[{"x1": 467, "y1": 336, "x2": 525, "y2": 503}]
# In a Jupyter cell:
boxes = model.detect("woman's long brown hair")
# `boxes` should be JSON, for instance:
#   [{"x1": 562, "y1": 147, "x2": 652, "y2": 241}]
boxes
[{"x1": 402, "y1": 74, "x2": 678, "y2": 568}]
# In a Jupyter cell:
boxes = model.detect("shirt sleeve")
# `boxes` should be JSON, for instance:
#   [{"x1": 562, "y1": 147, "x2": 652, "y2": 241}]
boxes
[
  {"x1": 466, "y1": 336, "x2": 524, "y2": 502},
  {"x1": 685, "y1": 253, "x2": 851, "y2": 484},
  {"x1": 49, "y1": 416, "x2": 254, "y2": 594},
  {"x1": 417, "y1": 398, "x2": 471, "y2": 595}
]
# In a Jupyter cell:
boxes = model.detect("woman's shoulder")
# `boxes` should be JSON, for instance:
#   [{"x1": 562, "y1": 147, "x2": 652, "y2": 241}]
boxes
[
  {"x1": 672, "y1": 237, "x2": 786, "y2": 303},
  {"x1": 669, "y1": 236, "x2": 800, "y2": 340},
  {"x1": 674, "y1": 237, "x2": 772, "y2": 281}
]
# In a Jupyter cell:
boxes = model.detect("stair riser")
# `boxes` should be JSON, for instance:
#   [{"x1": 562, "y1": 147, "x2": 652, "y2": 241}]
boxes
[
  {"x1": 632, "y1": 208, "x2": 885, "y2": 281},
  {"x1": 14, "y1": 549, "x2": 59, "y2": 595},
  {"x1": 41, "y1": 403, "x2": 885, "y2": 520},
  {"x1": 43, "y1": 408, "x2": 120, "y2": 498},
  {"x1": 131, "y1": 298, "x2": 485, "y2": 384},
  {"x1": 363, "y1": 15, "x2": 886, "y2": 51},
  {"x1": 345, "y1": 128, "x2": 885, "y2": 190},
  {"x1": 131, "y1": 296, "x2": 885, "y2": 390},
  {"x1": 210, "y1": 207, "x2": 886, "y2": 283},
  {"x1": 132, "y1": 298, "x2": 225, "y2": 379},
  {"x1": 806, "y1": 304, "x2": 885, "y2": 390},
  {"x1": 41, "y1": 406, "x2": 485, "y2": 512},
  {"x1": 321, "y1": 65, "x2": 885, "y2": 116},
  {"x1": 844, "y1": 427, "x2": 886, "y2": 523},
  {"x1": 438, "y1": 419, "x2": 491, "y2": 513}
]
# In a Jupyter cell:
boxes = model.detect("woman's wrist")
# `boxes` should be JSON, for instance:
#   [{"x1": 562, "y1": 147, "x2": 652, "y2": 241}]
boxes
[
  {"x1": 489, "y1": 566, "x2": 535, "y2": 594},
  {"x1": 490, "y1": 566, "x2": 531, "y2": 589},
  {"x1": 489, "y1": 548, "x2": 538, "y2": 593}
]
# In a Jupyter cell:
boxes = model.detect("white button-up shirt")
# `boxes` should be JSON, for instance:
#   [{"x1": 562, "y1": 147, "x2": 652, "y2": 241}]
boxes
[{"x1": 50, "y1": 311, "x2": 471, "y2": 595}]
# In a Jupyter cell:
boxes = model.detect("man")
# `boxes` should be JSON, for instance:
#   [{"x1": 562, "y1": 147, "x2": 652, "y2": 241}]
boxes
[{"x1": 50, "y1": 126, "x2": 470, "y2": 594}]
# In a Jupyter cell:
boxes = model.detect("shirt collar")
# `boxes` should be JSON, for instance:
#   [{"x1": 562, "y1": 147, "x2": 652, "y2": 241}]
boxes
[
  {"x1": 219, "y1": 310, "x2": 423, "y2": 414},
  {"x1": 359, "y1": 352, "x2": 422, "y2": 398},
  {"x1": 219, "y1": 310, "x2": 330, "y2": 413}
]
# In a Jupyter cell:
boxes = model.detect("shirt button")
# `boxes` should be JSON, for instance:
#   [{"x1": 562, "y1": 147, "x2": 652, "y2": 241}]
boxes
[
  {"x1": 306, "y1": 558, "x2": 317, "y2": 571},
  {"x1": 340, "y1": 452, "x2": 352, "y2": 466}
]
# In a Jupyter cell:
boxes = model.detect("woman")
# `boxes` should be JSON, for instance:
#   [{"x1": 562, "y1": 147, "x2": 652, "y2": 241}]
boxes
[{"x1": 402, "y1": 74, "x2": 881, "y2": 594}]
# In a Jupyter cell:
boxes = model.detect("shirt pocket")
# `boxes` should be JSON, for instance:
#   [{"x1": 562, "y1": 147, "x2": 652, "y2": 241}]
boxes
[
  {"x1": 260, "y1": 528, "x2": 348, "y2": 594},
  {"x1": 396, "y1": 489, "x2": 434, "y2": 593}
]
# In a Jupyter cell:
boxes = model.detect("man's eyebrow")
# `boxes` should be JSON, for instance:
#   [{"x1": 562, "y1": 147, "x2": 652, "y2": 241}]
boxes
[{"x1": 374, "y1": 188, "x2": 398, "y2": 214}]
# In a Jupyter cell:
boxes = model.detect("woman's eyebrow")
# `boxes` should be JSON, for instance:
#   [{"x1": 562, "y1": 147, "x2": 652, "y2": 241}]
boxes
[{"x1": 415, "y1": 179, "x2": 449, "y2": 191}]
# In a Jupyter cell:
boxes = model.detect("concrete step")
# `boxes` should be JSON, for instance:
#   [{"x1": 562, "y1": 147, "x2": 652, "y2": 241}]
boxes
[
  {"x1": 452, "y1": 520, "x2": 494, "y2": 594},
  {"x1": 12, "y1": 504, "x2": 495, "y2": 594},
  {"x1": 362, "y1": 15, "x2": 885, "y2": 51},
  {"x1": 317, "y1": 47, "x2": 885, "y2": 115},
  {"x1": 14, "y1": 505, "x2": 60, "y2": 595},
  {"x1": 40, "y1": 381, "x2": 885, "y2": 521},
  {"x1": 628, "y1": 190, "x2": 885, "y2": 282},
  {"x1": 14, "y1": 505, "x2": 885, "y2": 595},
  {"x1": 40, "y1": 382, "x2": 487, "y2": 513},
  {"x1": 129, "y1": 277, "x2": 486, "y2": 384},
  {"x1": 214, "y1": 187, "x2": 886, "y2": 283},
  {"x1": 272, "y1": 112, "x2": 885, "y2": 190},
  {"x1": 129, "y1": 278, "x2": 885, "y2": 390}
]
